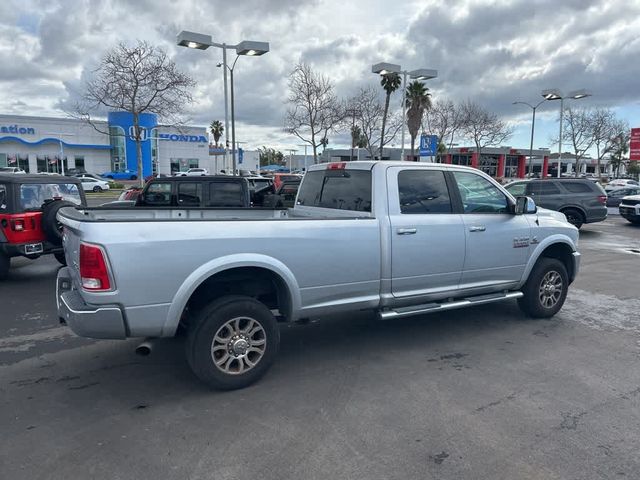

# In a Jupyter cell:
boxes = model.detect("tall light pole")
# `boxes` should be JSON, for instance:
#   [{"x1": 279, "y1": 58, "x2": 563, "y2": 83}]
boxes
[
  {"x1": 177, "y1": 31, "x2": 269, "y2": 176},
  {"x1": 297, "y1": 144, "x2": 309, "y2": 171},
  {"x1": 287, "y1": 149, "x2": 298, "y2": 172},
  {"x1": 512, "y1": 99, "x2": 547, "y2": 176},
  {"x1": 541, "y1": 89, "x2": 592, "y2": 178},
  {"x1": 372, "y1": 63, "x2": 437, "y2": 161}
]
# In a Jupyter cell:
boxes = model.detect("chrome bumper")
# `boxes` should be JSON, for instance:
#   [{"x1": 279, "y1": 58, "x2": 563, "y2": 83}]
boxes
[
  {"x1": 57, "y1": 267, "x2": 127, "y2": 339},
  {"x1": 571, "y1": 251, "x2": 581, "y2": 283}
]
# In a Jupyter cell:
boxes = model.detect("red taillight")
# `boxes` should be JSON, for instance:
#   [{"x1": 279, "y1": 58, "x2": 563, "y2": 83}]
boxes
[
  {"x1": 12, "y1": 219, "x2": 25, "y2": 231},
  {"x1": 597, "y1": 195, "x2": 607, "y2": 205},
  {"x1": 327, "y1": 162, "x2": 346, "y2": 170},
  {"x1": 79, "y1": 243, "x2": 111, "y2": 291}
]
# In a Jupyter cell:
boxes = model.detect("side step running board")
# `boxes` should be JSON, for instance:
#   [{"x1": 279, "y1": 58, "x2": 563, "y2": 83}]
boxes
[{"x1": 378, "y1": 291, "x2": 523, "y2": 321}]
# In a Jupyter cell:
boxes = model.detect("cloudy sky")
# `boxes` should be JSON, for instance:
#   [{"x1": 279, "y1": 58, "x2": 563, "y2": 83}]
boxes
[{"x1": 1, "y1": 0, "x2": 639, "y2": 154}]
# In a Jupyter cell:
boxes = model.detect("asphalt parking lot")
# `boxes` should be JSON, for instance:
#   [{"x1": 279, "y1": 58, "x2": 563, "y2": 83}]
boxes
[{"x1": 1, "y1": 216, "x2": 639, "y2": 480}]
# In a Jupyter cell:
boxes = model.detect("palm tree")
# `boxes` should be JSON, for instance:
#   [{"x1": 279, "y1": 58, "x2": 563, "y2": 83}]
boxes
[
  {"x1": 379, "y1": 73, "x2": 401, "y2": 159},
  {"x1": 405, "y1": 81, "x2": 432, "y2": 157},
  {"x1": 209, "y1": 120, "x2": 224, "y2": 147}
]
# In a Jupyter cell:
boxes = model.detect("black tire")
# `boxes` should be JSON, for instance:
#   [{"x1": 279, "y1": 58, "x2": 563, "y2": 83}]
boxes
[
  {"x1": 0, "y1": 252, "x2": 9, "y2": 281},
  {"x1": 130, "y1": 175, "x2": 137, "y2": 180},
  {"x1": 107, "y1": 175, "x2": 114, "y2": 179},
  {"x1": 41, "y1": 200, "x2": 76, "y2": 246},
  {"x1": 53, "y1": 251, "x2": 66, "y2": 265},
  {"x1": 186, "y1": 295, "x2": 280, "y2": 390},
  {"x1": 518, "y1": 257, "x2": 569, "y2": 318},
  {"x1": 627, "y1": 218, "x2": 640, "y2": 225},
  {"x1": 561, "y1": 208, "x2": 584, "y2": 229},
  {"x1": 92, "y1": 186, "x2": 103, "y2": 192}
]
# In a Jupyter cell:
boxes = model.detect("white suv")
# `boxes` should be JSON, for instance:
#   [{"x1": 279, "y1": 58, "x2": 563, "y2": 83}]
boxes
[{"x1": 176, "y1": 168, "x2": 208, "y2": 177}]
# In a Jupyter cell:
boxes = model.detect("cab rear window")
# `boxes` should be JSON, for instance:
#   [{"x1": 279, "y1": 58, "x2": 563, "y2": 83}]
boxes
[
  {"x1": 296, "y1": 169, "x2": 371, "y2": 212},
  {"x1": 19, "y1": 183, "x2": 81, "y2": 210}
]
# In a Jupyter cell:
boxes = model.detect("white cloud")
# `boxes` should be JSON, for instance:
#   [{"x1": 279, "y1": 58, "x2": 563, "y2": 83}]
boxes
[{"x1": 0, "y1": 0, "x2": 639, "y2": 151}]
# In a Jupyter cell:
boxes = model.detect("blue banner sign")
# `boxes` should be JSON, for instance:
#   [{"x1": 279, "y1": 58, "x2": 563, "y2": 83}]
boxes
[{"x1": 419, "y1": 134, "x2": 438, "y2": 156}]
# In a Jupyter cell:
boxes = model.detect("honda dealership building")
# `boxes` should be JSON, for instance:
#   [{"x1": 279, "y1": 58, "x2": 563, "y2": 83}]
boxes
[{"x1": 0, "y1": 113, "x2": 215, "y2": 177}]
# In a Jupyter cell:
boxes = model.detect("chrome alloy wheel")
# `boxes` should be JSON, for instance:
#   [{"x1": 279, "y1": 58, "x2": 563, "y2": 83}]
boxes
[
  {"x1": 211, "y1": 317, "x2": 267, "y2": 375},
  {"x1": 539, "y1": 270, "x2": 563, "y2": 308}
]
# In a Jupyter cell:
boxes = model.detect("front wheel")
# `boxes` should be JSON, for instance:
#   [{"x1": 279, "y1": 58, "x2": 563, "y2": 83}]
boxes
[
  {"x1": 186, "y1": 295, "x2": 280, "y2": 390},
  {"x1": 93, "y1": 186, "x2": 103, "y2": 192},
  {"x1": 130, "y1": 175, "x2": 137, "y2": 180},
  {"x1": 518, "y1": 257, "x2": 568, "y2": 318}
]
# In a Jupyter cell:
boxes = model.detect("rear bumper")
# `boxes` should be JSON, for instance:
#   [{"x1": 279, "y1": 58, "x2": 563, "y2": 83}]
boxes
[
  {"x1": 584, "y1": 208, "x2": 608, "y2": 224},
  {"x1": 56, "y1": 267, "x2": 127, "y2": 339},
  {"x1": 0, "y1": 241, "x2": 62, "y2": 258}
]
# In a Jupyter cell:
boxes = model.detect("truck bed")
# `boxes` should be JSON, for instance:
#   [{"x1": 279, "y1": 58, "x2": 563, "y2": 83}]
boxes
[{"x1": 59, "y1": 205, "x2": 373, "y2": 222}]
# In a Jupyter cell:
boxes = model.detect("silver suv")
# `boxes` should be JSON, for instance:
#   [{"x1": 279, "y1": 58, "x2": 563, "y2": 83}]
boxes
[{"x1": 505, "y1": 179, "x2": 607, "y2": 228}]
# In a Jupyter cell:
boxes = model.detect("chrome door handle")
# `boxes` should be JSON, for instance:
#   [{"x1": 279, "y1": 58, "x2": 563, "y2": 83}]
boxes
[
  {"x1": 469, "y1": 225, "x2": 486, "y2": 232},
  {"x1": 397, "y1": 228, "x2": 417, "y2": 235}
]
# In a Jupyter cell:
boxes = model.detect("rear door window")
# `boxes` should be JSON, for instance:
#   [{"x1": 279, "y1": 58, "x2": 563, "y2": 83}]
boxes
[
  {"x1": 398, "y1": 170, "x2": 452, "y2": 214},
  {"x1": 562, "y1": 182, "x2": 592, "y2": 193},
  {"x1": 144, "y1": 182, "x2": 172, "y2": 206},
  {"x1": 208, "y1": 182, "x2": 245, "y2": 207},
  {"x1": 178, "y1": 183, "x2": 202, "y2": 206},
  {"x1": 530, "y1": 182, "x2": 561, "y2": 196},
  {"x1": 296, "y1": 169, "x2": 372, "y2": 212}
]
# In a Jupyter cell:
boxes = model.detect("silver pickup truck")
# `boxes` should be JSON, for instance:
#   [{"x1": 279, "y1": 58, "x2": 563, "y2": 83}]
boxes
[{"x1": 56, "y1": 161, "x2": 580, "y2": 389}]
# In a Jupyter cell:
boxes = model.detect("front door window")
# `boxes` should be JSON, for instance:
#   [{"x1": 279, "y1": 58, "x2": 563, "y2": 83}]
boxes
[{"x1": 453, "y1": 171, "x2": 509, "y2": 213}]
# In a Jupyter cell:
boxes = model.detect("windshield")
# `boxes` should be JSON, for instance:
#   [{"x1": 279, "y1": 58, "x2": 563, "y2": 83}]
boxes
[{"x1": 20, "y1": 183, "x2": 82, "y2": 210}]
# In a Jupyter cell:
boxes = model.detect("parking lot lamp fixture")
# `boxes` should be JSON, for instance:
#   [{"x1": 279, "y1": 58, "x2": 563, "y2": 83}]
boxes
[
  {"x1": 177, "y1": 31, "x2": 269, "y2": 176},
  {"x1": 541, "y1": 88, "x2": 592, "y2": 177}
]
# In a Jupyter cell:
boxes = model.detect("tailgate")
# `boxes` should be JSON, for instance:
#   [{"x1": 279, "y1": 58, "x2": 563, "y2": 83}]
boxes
[{"x1": 58, "y1": 207, "x2": 83, "y2": 283}]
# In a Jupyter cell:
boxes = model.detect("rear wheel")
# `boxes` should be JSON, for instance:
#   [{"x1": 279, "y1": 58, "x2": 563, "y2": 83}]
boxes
[
  {"x1": 561, "y1": 208, "x2": 584, "y2": 229},
  {"x1": 130, "y1": 175, "x2": 137, "y2": 180},
  {"x1": 53, "y1": 251, "x2": 66, "y2": 265},
  {"x1": 92, "y1": 186, "x2": 103, "y2": 192},
  {"x1": 186, "y1": 295, "x2": 280, "y2": 390},
  {"x1": 518, "y1": 257, "x2": 568, "y2": 318},
  {"x1": 0, "y1": 251, "x2": 9, "y2": 280}
]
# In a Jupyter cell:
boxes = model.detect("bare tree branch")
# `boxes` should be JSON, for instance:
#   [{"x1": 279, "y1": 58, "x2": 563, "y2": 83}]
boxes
[
  {"x1": 459, "y1": 101, "x2": 514, "y2": 159},
  {"x1": 71, "y1": 41, "x2": 196, "y2": 186},
  {"x1": 284, "y1": 63, "x2": 343, "y2": 163}
]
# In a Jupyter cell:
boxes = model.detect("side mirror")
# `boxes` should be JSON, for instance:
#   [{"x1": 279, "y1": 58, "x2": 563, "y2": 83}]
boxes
[{"x1": 515, "y1": 196, "x2": 537, "y2": 215}]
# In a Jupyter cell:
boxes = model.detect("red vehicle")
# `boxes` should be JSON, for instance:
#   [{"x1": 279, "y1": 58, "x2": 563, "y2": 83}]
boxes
[
  {"x1": 270, "y1": 173, "x2": 302, "y2": 190},
  {"x1": 0, "y1": 174, "x2": 86, "y2": 279}
]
